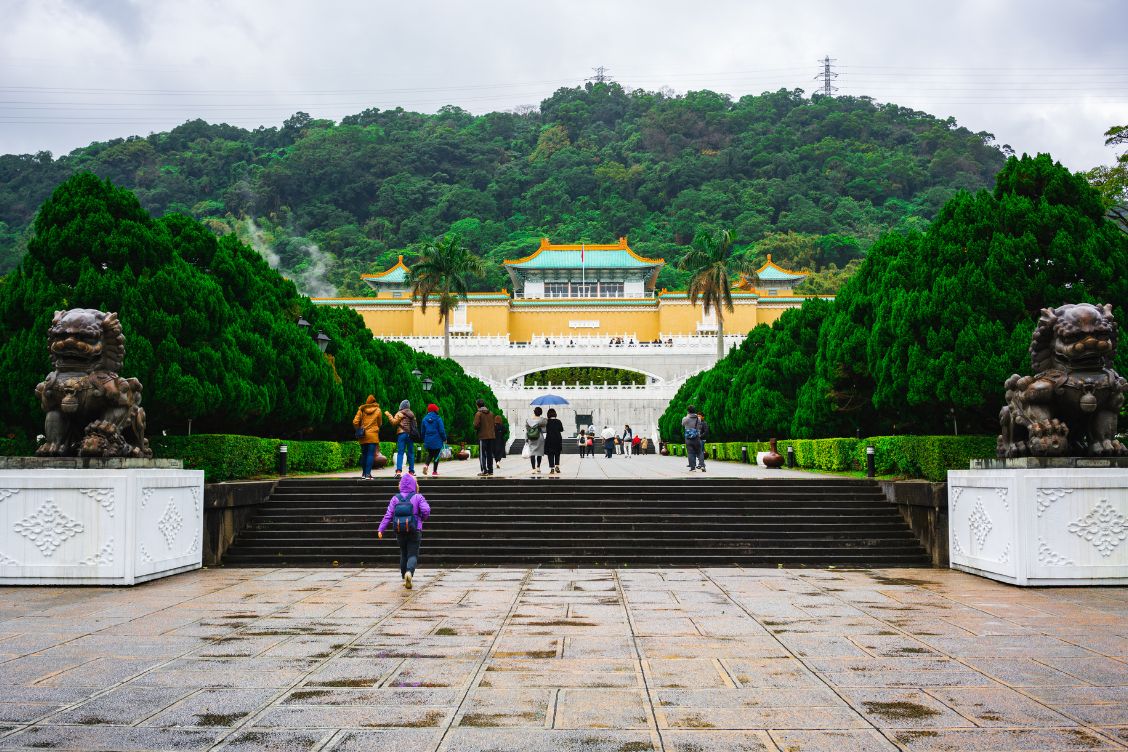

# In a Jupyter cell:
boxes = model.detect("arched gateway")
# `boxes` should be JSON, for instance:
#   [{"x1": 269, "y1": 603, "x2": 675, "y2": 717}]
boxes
[{"x1": 313, "y1": 238, "x2": 830, "y2": 439}]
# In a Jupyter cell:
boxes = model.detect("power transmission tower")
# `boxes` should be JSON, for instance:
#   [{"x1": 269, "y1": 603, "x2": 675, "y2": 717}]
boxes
[
  {"x1": 814, "y1": 56, "x2": 838, "y2": 96},
  {"x1": 588, "y1": 66, "x2": 612, "y2": 84}
]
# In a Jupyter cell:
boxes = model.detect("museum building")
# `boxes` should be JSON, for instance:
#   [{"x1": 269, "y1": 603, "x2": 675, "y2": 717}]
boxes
[{"x1": 312, "y1": 238, "x2": 827, "y2": 341}]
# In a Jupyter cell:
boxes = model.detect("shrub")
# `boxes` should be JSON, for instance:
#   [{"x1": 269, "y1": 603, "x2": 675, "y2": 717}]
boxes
[{"x1": 151, "y1": 434, "x2": 364, "y2": 482}]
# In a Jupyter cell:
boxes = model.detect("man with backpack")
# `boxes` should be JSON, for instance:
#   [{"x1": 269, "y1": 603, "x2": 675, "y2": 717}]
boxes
[
  {"x1": 682, "y1": 405, "x2": 707, "y2": 472},
  {"x1": 377, "y1": 473, "x2": 430, "y2": 589}
]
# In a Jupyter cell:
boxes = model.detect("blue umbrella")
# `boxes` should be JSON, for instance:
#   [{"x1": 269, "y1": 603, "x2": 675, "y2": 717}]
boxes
[{"x1": 530, "y1": 394, "x2": 570, "y2": 406}]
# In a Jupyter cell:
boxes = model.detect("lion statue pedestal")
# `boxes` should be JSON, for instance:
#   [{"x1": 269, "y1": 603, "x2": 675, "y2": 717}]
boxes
[
  {"x1": 0, "y1": 309, "x2": 203, "y2": 586},
  {"x1": 948, "y1": 303, "x2": 1128, "y2": 586}
]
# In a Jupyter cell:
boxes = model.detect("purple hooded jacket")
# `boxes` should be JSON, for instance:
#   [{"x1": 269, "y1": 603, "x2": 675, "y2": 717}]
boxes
[{"x1": 378, "y1": 473, "x2": 430, "y2": 534}]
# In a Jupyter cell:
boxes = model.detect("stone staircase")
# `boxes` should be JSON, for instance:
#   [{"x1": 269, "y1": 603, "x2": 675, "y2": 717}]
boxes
[{"x1": 221, "y1": 477, "x2": 930, "y2": 567}]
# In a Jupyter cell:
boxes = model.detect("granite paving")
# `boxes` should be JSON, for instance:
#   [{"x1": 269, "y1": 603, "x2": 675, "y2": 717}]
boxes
[{"x1": 0, "y1": 568, "x2": 1125, "y2": 751}]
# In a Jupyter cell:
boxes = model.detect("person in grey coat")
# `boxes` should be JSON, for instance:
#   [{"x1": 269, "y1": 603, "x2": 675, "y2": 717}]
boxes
[{"x1": 525, "y1": 406, "x2": 548, "y2": 474}]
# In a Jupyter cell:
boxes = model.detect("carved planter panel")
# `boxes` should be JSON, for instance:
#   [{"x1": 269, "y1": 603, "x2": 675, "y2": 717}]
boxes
[
  {"x1": 949, "y1": 469, "x2": 1128, "y2": 586},
  {"x1": 0, "y1": 469, "x2": 203, "y2": 586}
]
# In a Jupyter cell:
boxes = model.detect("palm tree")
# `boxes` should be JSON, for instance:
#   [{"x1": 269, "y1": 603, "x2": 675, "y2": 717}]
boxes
[
  {"x1": 408, "y1": 233, "x2": 486, "y2": 358},
  {"x1": 679, "y1": 228, "x2": 753, "y2": 361}
]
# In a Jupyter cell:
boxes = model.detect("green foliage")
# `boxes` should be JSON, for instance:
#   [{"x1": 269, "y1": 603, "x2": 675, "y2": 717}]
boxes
[
  {"x1": 665, "y1": 435, "x2": 995, "y2": 481},
  {"x1": 0, "y1": 174, "x2": 497, "y2": 442},
  {"x1": 0, "y1": 435, "x2": 36, "y2": 456},
  {"x1": 525, "y1": 367, "x2": 645, "y2": 386},
  {"x1": 0, "y1": 89, "x2": 1007, "y2": 290},
  {"x1": 664, "y1": 154, "x2": 1128, "y2": 440}
]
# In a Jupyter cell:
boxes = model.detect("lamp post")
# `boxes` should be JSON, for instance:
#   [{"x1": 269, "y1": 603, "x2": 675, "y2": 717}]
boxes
[
  {"x1": 948, "y1": 408, "x2": 959, "y2": 436},
  {"x1": 315, "y1": 330, "x2": 331, "y2": 353},
  {"x1": 296, "y1": 317, "x2": 311, "y2": 334},
  {"x1": 411, "y1": 368, "x2": 423, "y2": 379},
  {"x1": 421, "y1": 377, "x2": 434, "y2": 392}
]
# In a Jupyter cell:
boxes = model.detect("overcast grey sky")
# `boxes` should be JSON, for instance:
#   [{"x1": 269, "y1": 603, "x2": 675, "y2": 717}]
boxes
[{"x1": 1, "y1": 0, "x2": 1124, "y2": 170}]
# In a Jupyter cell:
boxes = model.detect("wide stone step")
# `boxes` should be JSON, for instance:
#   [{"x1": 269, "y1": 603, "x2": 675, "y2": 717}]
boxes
[{"x1": 222, "y1": 477, "x2": 930, "y2": 567}]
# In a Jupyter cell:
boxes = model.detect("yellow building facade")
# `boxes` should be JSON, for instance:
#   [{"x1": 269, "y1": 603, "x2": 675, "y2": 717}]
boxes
[{"x1": 313, "y1": 238, "x2": 829, "y2": 340}]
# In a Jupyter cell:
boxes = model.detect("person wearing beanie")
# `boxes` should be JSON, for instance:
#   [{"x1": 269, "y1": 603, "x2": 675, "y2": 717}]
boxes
[
  {"x1": 352, "y1": 395, "x2": 382, "y2": 479},
  {"x1": 377, "y1": 472, "x2": 430, "y2": 589},
  {"x1": 472, "y1": 398, "x2": 496, "y2": 477},
  {"x1": 384, "y1": 399, "x2": 417, "y2": 478},
  {"x1": 420, "y1": 403, "x2": 447, "y2": 477}
]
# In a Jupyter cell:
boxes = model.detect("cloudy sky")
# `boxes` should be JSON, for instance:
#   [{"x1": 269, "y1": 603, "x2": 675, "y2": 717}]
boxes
[{"x1": 1, "y1": 0, "x2": 1124, "y2": 170}]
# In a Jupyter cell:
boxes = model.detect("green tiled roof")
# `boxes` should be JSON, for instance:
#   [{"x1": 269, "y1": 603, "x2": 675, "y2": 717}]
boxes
[
  {"x1": 312, "y1": 298, "x2": 411, "y2": 306},
  {"x1": 757, "y1": 265, "x2": 807, "y2": 282},
  {"x1": 363, "y1": 267, "x2": 408, "y2": 284},
  {"x1": 508, "y1": 250, "x2": 660, "y2": 269}
]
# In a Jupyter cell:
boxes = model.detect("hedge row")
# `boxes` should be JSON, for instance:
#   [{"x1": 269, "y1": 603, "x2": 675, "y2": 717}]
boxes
[
  {"x1": 664, "y1": 435, "x2": 995, "y2": 481},
  {"x1": 0, "y1": 436, "x2": 36, "y2": 456},
  {"x1": 151, "y1": 435, "x2": 478, "y2": 482}
]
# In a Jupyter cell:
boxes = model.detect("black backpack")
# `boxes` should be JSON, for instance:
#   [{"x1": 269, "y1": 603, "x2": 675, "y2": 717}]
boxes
[
  {"x1": 392, "y1": 493, "x2": 417, "y2": 535},
  {"x1": 404, "y1": 414, "x2": 422, "y2": 443}
]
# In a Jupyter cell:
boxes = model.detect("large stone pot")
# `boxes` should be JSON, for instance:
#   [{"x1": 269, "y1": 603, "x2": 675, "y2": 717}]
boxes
[
  {"x1": 763, "y1": 438, "x2": 785, "y2": 469},
  {"x1": 456, "y1": 444, "x2": 471, "y2": 461},
  {"x1": 373, "y1": 451, "x2": 388, "y2": 470}
]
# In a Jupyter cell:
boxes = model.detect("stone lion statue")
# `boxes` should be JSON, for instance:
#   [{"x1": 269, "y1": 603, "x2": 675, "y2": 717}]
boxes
[
  {"x1": 998, "y1": 302, "x2": 1127, "y2": 458},
  {"x1": 35, "y1": 309, "x2": 152, "y2": 458}
]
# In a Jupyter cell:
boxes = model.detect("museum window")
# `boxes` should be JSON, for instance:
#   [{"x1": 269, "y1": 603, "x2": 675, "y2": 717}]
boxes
[
  {"x1": 573, "y1": 282, "x2": 598, "y2": 298},
  {"x1": 545, "y1": 282, "x2": 570, "y2": 298},
  {"x1": 599, "y1": 282, "x2": 624, "y2": 298}
]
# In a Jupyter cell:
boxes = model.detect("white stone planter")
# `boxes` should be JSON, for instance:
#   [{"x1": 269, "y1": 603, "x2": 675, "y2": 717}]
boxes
[
  {"x1": 948, "y1": 468, "x2": 1128, "y2": 585},
  {"x1": 0, "y1": 468, "x2": 204, "y2": 585}
]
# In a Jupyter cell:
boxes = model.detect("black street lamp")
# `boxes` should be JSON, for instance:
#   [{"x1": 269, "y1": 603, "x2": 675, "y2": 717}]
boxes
[
  {"x1": 411, "y1": 368, "x2": 423, "y2": 379},
  {"x1": 315, "y1": 330, "x2": 331, "y2": 353},
  {"x1": 421, "y1": 376, "x2": 434, "y2": 392},
  {"x1": 296, "y1": 317, "x2": 311, "y2": 333}
]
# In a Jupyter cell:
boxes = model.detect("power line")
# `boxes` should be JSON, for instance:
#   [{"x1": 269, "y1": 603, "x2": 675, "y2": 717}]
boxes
[{"x1": 814, "y1": 56, "x2": 838, "y2": 97}]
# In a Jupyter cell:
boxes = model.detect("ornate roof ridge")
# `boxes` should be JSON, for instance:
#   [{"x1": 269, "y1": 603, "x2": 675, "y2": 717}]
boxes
[
  {"x1": 361, "y1": 255, "x2": 410, "y2": 280},
  {"x1": 503, "y1": 237, "x2": 664, "y2": 266}
]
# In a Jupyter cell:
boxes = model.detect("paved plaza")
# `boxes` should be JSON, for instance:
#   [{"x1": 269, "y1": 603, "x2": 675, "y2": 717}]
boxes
[
  {"x1": 0, "y1": 568, "x2": 1126, "y2": 751},
  {"x1": 328, "y1": 451, "x2": 827, "y2": 480}
]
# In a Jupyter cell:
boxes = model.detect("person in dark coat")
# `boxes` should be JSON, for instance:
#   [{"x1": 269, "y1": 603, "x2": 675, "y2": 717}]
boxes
[
  {"x1": 492, "y1": 413, "x2": 508, "y2": 467},
  {"x1": 544, "y1": 408, "x2": 564, "y2": 475},
  {"x1": 473, "y1": 399, "x2": 495, "y2": 477}
]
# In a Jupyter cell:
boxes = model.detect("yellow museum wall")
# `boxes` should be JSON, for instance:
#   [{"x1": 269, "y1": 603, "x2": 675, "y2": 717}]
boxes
[
  {"x1": 357, "y1": 307, "x2": 413, "y2": 336},
  {"x1": 466, "y1": 303, "x2": 509, "y2": 336},
  {"x1": 507, "y1": 308, "x2": 661, "y2": 342}
]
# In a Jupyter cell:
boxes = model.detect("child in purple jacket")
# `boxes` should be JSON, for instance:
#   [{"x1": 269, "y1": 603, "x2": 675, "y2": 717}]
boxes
[{"x1": 377, "y1": 473, "x2": 431, "y2": 589}]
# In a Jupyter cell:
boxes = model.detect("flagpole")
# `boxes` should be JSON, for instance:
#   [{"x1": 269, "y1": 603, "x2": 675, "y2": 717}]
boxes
[{"x1": 581, "y1": 243, "x2": 585, "y2": 295}]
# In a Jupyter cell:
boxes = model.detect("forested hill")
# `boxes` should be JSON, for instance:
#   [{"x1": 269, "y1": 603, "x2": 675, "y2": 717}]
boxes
[{"x1": 0, "y1": 84, "x2": 1007, "y2": 295}]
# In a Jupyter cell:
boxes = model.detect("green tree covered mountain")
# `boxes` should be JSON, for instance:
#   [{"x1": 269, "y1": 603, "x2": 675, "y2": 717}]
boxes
[{"x1": 0, "y1": 84, "x2": 1007, "y2": 295}]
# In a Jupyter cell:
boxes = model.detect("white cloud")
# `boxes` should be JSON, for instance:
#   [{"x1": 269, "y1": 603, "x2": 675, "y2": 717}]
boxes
[{"x1": 0, "y1": 0, "x2": 1124, "y2": 169}]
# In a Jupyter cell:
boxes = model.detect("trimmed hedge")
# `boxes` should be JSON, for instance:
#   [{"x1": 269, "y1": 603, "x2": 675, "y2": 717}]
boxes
[
  {"x1": 0, "y1": 436, "x2": 36, "y2": 456},
  {"x1": 150, "y1": 434, "x2": 480, "y2": 482},
  {"x1": 664, "y1": 435, "x2": 994, "y2": 481}
]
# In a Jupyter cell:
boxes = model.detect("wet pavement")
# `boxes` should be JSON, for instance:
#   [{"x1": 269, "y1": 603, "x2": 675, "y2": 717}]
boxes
[{"x1": 0, "y1": 567, "x2": 1126, "y2": 751}]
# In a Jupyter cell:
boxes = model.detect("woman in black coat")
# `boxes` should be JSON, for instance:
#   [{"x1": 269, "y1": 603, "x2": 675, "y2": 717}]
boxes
[
  {"x1": 492, "y1": 413, "x2": 508, "y2": 466},
  {"x1": 544, "y1": 408, "x2": 565, "y2": 475}
]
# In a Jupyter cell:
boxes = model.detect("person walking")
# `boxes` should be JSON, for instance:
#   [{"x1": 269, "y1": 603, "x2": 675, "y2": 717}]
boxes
[
  {"x1": 377, "y1": 472, "x2": 430, "y2": 590},
  {"x1": 544, "y1": 408, "x2": 564, "y2": 475},
  {"x1": 682, "y1": 405, "x2": 706, "y2": 472},
  {"x1": 420, "y1": 403, "x2": 446, "y2": 477},
  {"x1": 473, "y1": 399, "x2": 495, "y2": 477},
  {"x1": 492, "y1": 413, "x2": 508, "y2": 468},
  {"x1": 601, "y1": 425, "x2": 616, "y2": 458},
  {"x1": 577, "y1": 430, "x2": 587, "y2": 458},
  {"x1": 524, "y1": 406, "x2": 548, "y2": 474},
  {"x1": 384, "y1": 400, "x2": 417, "y2": 478},
  {"x1": 622, "y1": 424, "x2": 633, "y2": 458},
  {"x1": 586, "y1": 431, "x2": 594, "y2": 456},
  {"x1": 352, "y1": 395, "x2": 382, "y2": 479}
]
